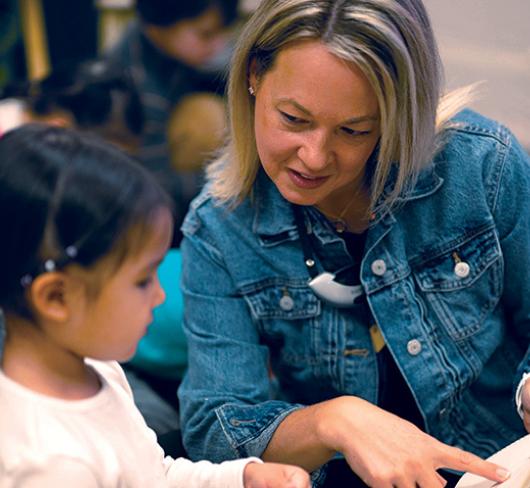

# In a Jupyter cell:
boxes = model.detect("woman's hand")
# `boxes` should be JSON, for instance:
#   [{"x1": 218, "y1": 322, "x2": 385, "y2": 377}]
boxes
[
  {"x1": 243, "y1": 462, "x2": 311, "y2": 488},
  {"x1": 316, "y1": 396, "x2": 510, "y2": 488},
  {"x1": 521, "y1": 380, "x2": 530, "y2": 432}
]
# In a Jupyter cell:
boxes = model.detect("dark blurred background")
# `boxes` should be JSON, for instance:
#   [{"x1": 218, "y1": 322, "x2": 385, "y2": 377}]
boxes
[{"x1": 0, "y1": 0, "x2": 528, "y2": 149}]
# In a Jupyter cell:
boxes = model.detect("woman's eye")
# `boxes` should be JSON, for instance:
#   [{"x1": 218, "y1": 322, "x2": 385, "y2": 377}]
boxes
[
  {"x1": 279, "y1": 111, "x2": 307, "y2": 125},
  {"x1": 341, "y1": 126, "x2": 371, "y2": 137}
]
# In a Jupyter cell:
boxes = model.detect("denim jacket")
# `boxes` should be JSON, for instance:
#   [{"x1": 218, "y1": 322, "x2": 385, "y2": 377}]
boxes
[{"x1": 179, "y1": 110, "x2": 530, "y2": 475}]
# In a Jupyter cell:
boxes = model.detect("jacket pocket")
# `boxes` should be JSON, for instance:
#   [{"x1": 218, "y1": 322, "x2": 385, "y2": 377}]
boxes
[
  {"x1": 413, "y1": 226, "x2": 503, "y2": 341},
  {"x1": 242, "y1": 278, "x2": 321, "y2": 367},
  {"x1": 243, "y1": 278, "x2": 320, "y2": 321}
]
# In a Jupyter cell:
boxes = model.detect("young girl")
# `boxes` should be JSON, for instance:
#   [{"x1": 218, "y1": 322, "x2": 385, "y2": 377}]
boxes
[{"x1": 0, "y1": 124, "x2": 310, "y2": 488}]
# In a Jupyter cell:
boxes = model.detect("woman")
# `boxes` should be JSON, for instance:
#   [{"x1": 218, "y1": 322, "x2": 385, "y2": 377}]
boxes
[{"x1": 178, "y1": 0, "x2": 530, "y2": 486}]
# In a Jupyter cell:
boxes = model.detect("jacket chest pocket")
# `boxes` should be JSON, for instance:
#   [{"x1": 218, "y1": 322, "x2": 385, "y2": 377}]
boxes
[
  {"x1": 243, "y1": 280, "x2": 321, "y2": 367},
  {"x1": 412, "y1": 227, "x2": 503, "y2": 341}
]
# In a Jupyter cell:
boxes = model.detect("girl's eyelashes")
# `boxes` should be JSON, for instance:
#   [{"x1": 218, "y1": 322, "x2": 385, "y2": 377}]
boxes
[{"x1": 136, "y1": 275, "x2": 154, "y2": 289}]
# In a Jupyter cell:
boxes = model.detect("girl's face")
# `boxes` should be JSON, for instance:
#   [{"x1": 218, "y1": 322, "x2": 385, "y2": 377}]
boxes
[
  {"x1": 68, "y1": 208, "x2": 173, "y2": 362},
  {"x1": 250, "y1": 41, "x2": 380, "y2": 217}
]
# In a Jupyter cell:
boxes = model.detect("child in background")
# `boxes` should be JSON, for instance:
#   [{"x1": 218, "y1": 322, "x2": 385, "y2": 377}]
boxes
[
  {"x1": 0, "y1": 124, "x2": 310, "y2": 488},
  {"x1": 0, "y1": 59, "x2": 144, "y2": 154}
]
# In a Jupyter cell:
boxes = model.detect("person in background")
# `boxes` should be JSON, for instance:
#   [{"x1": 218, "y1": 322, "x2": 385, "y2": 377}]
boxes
[
  {"x1": 104, "y1": 1, "x2": 239, "y2": 444},
  {"x1": 165, "y1": 92, "x2": 228, "y2": 244},
  {"x1": 0, "y1": 58, "x2": 144, "y2": 153},
  {"x1": 178, "y1": 0, "x2": 530, "y2": 486},
  {"x1": 106, "y1": 0, "x2": 239, "y2": 246},
  {"x1": 0, "y1": 124, "x2": 311, "y2": 488}
]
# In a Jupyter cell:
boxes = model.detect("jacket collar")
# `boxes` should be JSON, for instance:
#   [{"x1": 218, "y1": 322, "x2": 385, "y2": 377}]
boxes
[
  {"x1": 252, "y1": 169, "x2": 297, "y2": 237},
  {"x1": 252, "y1": 162, "x2": 444, "y2": 238}
]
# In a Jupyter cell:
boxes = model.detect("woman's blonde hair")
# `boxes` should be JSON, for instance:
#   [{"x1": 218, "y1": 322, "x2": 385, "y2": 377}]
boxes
[{"x1": 208, "y1": 0, "x2": 469, "y2": 212}]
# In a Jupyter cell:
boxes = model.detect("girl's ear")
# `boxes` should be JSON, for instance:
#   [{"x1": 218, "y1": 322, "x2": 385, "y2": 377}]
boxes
[{"x1": 28, "y1": 272, "x2": 71, "y2": 323}]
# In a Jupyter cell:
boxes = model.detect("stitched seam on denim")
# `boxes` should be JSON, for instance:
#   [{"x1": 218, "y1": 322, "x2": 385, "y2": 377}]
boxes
[
  {"x1": 215, "y1": 407, "x2": 249, "y2": 456},
  {"x1": 409, "y1": 223, "x2": 495, "y2": 268},
  {"x1": 362, "y1": 266, "x2": 411, "y2": 294},
  {"x1": 416, "y1": 253, "x2": 501, "y2": 293},
  {"x1": 239, "y1": 277, "x2": 314, "y2": 295},
  {"x1": 216, "y1": 403, "x2": 302, "y2": 449},
  {"x1": 444, "y1": 122, "x2": 511, "y2": 147},
  {"x1": 488, "y1": 131, "x2": 510, "y2": 215},
  {"x1": 183, "y1": 232, "x2": 226, "y2": 269}
]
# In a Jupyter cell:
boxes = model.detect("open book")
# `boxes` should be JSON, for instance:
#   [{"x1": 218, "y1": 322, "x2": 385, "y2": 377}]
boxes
[{"x1": 456, "y1": 435, "x2": 530, "y2": 488}]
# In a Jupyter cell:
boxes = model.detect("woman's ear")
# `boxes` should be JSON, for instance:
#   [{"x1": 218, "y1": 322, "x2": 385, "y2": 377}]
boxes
[
  {"x1": 248, "y1": 58, "x2": 258, "y2": 94},
  {"x1": 28, "y1": 272, "x2": 71, "y2": 323}
]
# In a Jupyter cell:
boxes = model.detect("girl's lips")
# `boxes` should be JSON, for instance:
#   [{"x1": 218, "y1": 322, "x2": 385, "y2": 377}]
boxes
[{"x1": 288, "y1": 169, "x2": 329, "y2": 189}]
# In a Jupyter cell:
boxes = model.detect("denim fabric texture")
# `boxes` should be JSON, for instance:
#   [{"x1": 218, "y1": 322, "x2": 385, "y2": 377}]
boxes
[{"x1": 178, "y1": 110, "x2": 530, "y2": 482}]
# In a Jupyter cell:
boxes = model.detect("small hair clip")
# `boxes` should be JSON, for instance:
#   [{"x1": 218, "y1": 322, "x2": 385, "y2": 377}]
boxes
[
  {"x1": 20, "y1": 274, "x2": 33, "y2": 287},
  {"x1": 44, "y1": 259, "x2": 56, "y2": 272},
  {"x1": 65, "y1": 245, "x2": 77, "y2": 258}
]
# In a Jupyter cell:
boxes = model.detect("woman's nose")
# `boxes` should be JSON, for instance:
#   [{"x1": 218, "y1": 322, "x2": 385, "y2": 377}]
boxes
[{"x1": 297, "y1": 130, "x2": 333, "y2": 171}]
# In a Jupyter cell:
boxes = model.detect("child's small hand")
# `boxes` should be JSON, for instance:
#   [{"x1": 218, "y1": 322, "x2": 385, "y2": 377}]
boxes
[{"x1": 243, "y1": 461, "x2": 311, "y2": 488}]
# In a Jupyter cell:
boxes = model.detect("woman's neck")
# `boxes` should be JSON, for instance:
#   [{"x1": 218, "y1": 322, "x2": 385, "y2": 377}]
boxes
[
  {"x1": 1, "y1": 316, "x2": 101, "y2": 400},
  {"x1": 315, "y1": 183, "x2": 372, "y2": 234}
]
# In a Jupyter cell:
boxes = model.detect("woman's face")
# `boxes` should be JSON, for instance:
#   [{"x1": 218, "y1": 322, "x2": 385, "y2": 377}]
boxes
[{"x1": 250, "y1": 41, "x2": 380, "y2": 215}]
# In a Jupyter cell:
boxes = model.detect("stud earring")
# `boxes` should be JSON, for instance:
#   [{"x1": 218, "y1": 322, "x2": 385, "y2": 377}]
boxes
[{"x1": 248, "y1": 85, "x2": 255, "y2": 96}]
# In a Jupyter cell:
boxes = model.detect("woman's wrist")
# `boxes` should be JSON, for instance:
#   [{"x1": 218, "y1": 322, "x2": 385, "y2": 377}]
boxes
[
  {"x1": 314, "y1": 395, "x2": 362, "y2": 454},
  {"x1": 263, "y1": 400, "x2": 340, "y2": 471}
]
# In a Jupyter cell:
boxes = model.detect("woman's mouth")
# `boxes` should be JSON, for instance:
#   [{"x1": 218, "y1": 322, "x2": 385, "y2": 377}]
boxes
[{"x1": 287, "y1": 169, "x2": 329, "y2": 189}]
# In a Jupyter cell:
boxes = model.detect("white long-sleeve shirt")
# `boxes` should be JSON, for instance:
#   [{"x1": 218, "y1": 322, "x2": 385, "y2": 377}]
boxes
[{"x1": 0, "y1": 360, "x2": 258, "y2": 487}]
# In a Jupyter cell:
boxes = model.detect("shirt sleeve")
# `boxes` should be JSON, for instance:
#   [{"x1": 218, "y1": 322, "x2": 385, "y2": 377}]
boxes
[
  {"x1": 164, "y1": 456, "x2": 262, "y2": 488},
  {"x1": 4, "y1": 457, "x2": 101, "y2": 488}
]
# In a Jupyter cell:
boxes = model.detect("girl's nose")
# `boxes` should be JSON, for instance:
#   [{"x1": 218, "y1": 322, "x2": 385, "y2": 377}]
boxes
[{"x1": 153, "y1": 276, "x2": 166, "y2": 308}]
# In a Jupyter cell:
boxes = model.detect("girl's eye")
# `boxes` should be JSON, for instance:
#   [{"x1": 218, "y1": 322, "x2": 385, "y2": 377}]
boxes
[
  {"x1": 136, "y1": 276, "x2": 154, "y2": 289},
  {"x1": 279, "y1": 110, "x2": 307, "y2": 125}
]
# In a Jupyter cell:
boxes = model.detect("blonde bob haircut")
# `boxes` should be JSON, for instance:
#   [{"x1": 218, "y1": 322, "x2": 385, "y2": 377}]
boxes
[{"x1": 208, "y1": 0, "x2": 469, "y2": 212}]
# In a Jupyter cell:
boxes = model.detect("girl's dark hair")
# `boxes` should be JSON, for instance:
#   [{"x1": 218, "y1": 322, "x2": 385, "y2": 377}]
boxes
[{"x1": 0, "y1": 124, "x2": 172, "y2": 318}]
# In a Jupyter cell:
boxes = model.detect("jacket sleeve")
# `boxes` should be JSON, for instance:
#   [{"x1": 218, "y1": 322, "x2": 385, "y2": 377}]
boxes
[
  {"x1": 489, "y1": 129, "x2": 530, "y2": 397},
  {"x1": 178, "y1": 209, "x2": 303, "y2": 462}
]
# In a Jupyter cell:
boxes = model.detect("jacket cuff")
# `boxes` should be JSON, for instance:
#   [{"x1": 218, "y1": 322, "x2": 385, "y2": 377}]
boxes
[{"x1": 216, "y1": 401, "x2": 304, "y2": 458}]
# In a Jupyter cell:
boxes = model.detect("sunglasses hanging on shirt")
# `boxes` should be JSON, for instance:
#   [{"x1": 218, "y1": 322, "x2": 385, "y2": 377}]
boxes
[{"x1": 293, "y1": 205, "x2": 364, "y2": 308}]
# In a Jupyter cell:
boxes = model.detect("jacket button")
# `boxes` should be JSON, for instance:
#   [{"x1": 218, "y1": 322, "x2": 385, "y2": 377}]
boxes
[
  {"x1": 407, "y1": 339, "x2": 422, "y2": 355},
  {"x1": 279, "y1": 295, "x2": 294, "y2": 311},
  {"x1": 454, "y1": 261, "x2": 470, "y2": 278},
  {"x1": 371, "y1": 259, "x2": 387, "y2": 276}
]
